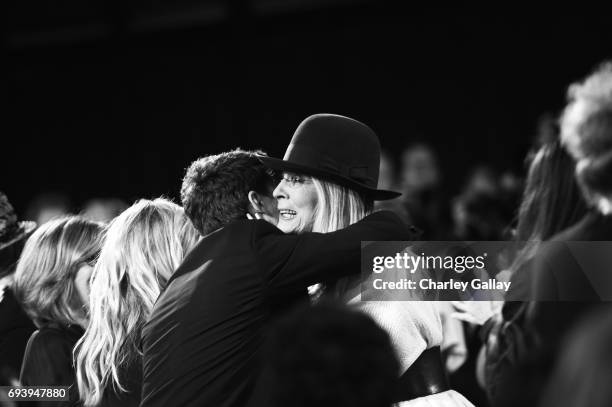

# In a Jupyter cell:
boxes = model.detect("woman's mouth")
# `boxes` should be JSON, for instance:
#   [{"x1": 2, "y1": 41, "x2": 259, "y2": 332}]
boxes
[{"x1": 279, "y1": 209, "x2": 297, "y2": 220}]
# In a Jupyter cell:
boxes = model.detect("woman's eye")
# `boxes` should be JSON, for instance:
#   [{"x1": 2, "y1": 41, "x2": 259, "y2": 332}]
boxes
[{"x1": 284, "y1": 176, "x2": 303, "y2": 185}]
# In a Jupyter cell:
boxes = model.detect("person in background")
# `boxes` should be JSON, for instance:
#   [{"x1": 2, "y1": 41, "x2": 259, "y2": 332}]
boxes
[
  {"x1": 13, "y1": 216, "x2": 104, "y2": 406},
  {"x1": 399, "y1": 143, "x2": 451, "y2": 239},
  {"x1": 0, "y1": 192, "x2": 37, "y2": 387},
  {"x1": 539, "y1": 309, "x2": 612, "y2": 407},
  {"x1": 453, "y1": 61, "x2": 612, "y2": 407},
  {"x1": 520, "y1": 60, "x2": 612, "y2": 405},
  {"x1": 462, "y1": 165, "x2": 499, "y2": 196},
  {"x1": 508, "y1": 139, "x2": 588, "y2": 302},
  {"x1": 454, "y1": 137, "x2": 588, "y2": 406},
  {"x1": 445, "y1": 165, "x2": 516, "y2": 407},
  {"x1": 264, "y1": 301, "x2": 400, "y2": 407},
  {"x1": 374, "y1": 150, "x2": 412, "y2": 224},
  {"x1": 533, "y1": 60, "x2": 612, "y2": 299},
  {"x1": 451, "y1": 165, "x2": 521, "y2": 242},
  {"x1": 75, "y1": 198, "x2": 199, "y2": 407},
  {"x1": 451, "y1": 189, "x2": 510, "y2": 241},
  {"x1": 25, "y1": 192, "x2": 72, "y2": 225},
  {"x1": 81, "y1": 197, "x2": 128, "y2": 224}
]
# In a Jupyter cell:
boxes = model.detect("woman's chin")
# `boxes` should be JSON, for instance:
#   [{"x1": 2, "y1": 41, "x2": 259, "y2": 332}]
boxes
[{"x1": 277, "y1": 219, "x2": 300, "y2": 234}]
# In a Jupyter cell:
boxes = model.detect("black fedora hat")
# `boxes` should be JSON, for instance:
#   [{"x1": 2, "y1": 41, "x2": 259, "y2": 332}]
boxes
[{"x1": 260, "y1": 113, "x2": 401, "y2": 200}]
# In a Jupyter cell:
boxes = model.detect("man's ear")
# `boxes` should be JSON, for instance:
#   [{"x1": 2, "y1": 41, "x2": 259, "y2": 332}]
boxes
[{"x1": 247, "y1": 191, "x2": 263, "y2": 214}]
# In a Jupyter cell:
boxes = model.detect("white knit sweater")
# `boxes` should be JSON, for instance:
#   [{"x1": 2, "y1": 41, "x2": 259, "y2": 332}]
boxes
[
  {"x1": 332, "y1": 245, "x2": 473, "y2": 407},
  {"x1": 336, "y1": 277, "x2": 442, "y2": 372}
]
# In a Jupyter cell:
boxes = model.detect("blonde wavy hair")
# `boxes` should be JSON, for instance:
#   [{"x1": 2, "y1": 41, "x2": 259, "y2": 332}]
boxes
[
  {"x1": 74, "y1": 198, "x2": 199, "y2": 406},
  {"x1": 310, "y1": 178, "x2": 373, "y2": 233},
  {"x1": 13, "y1": 216, "x2": 104, "y2": 328},
  {"x1": 302, "y1": 179, "x2": 372, "y2": 299}
]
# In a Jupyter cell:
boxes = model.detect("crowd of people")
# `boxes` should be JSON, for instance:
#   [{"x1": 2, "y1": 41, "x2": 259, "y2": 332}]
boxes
[{"x1": 1, "y1": 61, "x2": 612, "y2": 407}]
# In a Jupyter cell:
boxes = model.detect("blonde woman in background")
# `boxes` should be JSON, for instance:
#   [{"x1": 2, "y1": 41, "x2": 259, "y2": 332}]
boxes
[
  {"x1": 14, "y1": 216, "x2": 105, "y2": 406},
  {"x1": 75, "y1": 198, "x2": 199, "y2": 407}
]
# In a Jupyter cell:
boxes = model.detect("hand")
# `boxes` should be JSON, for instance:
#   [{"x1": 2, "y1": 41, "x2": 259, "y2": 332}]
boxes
[
  {"x1": 246, "y1": 212, "x2": 264, "y2": 220},
  {"x1": 451, "y1": 300, "x2": 502, "y2": 326}
]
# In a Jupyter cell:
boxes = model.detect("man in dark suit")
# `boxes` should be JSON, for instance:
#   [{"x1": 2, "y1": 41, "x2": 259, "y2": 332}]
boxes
[{"x1": 141, "y1": 122, "x2": 411, "y2": 407}]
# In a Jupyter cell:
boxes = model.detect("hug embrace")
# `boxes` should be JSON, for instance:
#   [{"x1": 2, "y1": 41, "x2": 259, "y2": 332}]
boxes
[
  {"x1": 140, "y1": 114, "x2": 473, "y2": 407},
  {"x1": 2, "y1": 114, "x2": 472, "y2": 407}
]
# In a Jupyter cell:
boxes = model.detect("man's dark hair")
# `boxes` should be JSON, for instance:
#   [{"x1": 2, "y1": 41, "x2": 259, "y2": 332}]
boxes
[
  {"x1": 181, "y1": 148, "x2": 276, "y2": 236},
  {"x1": 264, "y1": 301, "x2": 400, "y2": 407}
]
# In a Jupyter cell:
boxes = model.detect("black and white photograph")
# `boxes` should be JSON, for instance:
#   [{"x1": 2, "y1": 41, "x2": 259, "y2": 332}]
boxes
[{"x1": 2, "y1": 2, "x2": 612, "y2": 407}]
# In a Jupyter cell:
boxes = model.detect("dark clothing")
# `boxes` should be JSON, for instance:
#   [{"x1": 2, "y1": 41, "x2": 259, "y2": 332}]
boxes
[
  {"x1": 98, "y1": 358, "x2": 143, "y2": 407},
  {"x1": 402, "y1": 188, "x2": 452, "y2": 240},
  {"x1": 483, "y1": 211, "x2": 612, "y2": 407},
  {"x1": 141, "y1": 211, "x2": 413, "y2": 407},
  {"x1": 20, "y1": 325, "x2": 83, "y2": 407},
  {"x1": 0, "y1": 287, "x2": 35, "y2": 385},
  {"x1": 504, "y1": 258, "x2": 533, "y2": 304},
  {"x1": 527, "y1": 212, "x2": 612, "y2": 387},
  {"x1": 532, "y1": 211, "x2": 612, "y2": 301},
  {"x1": 21, "y1": 327, "x2": 142, "y2": 407},
  {"x1": 549, "y1": 210, "x2": 612, "y2": 242}
]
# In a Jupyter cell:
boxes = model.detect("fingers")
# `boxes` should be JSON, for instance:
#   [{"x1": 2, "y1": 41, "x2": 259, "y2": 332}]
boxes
[{"x1": 246, "y1": 213, "x2": 254, "y2": 220}]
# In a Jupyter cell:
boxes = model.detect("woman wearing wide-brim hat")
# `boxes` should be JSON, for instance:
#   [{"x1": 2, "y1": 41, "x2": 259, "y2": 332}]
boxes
[
  {"x1": 0, "y1": 192, "x2": 37, "y2": 387},
  {"x1": 261, "y1": 114, "x2": 473, "y2": 406}
]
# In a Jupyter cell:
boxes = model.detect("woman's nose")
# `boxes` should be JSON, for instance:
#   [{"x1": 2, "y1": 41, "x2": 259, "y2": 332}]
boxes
[{"x1": 273, "y1": 182, "x2": 287, "y2": 200}]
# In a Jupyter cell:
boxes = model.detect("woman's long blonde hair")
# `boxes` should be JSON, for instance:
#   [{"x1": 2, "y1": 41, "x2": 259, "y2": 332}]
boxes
[
  {"x1": 74, "y1": 198, "x2": 199, "y2": 406},
  {"x1": 13, "y1": 216, "x2": 104, "y2": 328},
  {"x1": 303, "y1": 179, "x2": 372, "y2": 299},
  {"x1": 310, "y1": 178, "x2": 372, "y2": 233}
]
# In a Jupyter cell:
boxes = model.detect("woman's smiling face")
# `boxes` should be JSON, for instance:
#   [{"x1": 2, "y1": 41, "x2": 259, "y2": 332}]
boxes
[{"x1": 273, "y1": 172, "x2": 318, "y2": 233}]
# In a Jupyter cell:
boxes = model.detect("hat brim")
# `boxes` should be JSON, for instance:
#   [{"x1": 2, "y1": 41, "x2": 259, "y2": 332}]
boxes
[
  {"x1": 259, "y1": 156, "x2": 401, "y2": 201},
  {"x1": 0, "y1": 221, "x2": 37, "y2": 251}
]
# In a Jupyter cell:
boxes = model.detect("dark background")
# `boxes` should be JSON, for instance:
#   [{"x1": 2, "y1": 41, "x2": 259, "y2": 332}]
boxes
[{"x1": 3, "y1": 1, "x2": 612, "y2": 212}]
